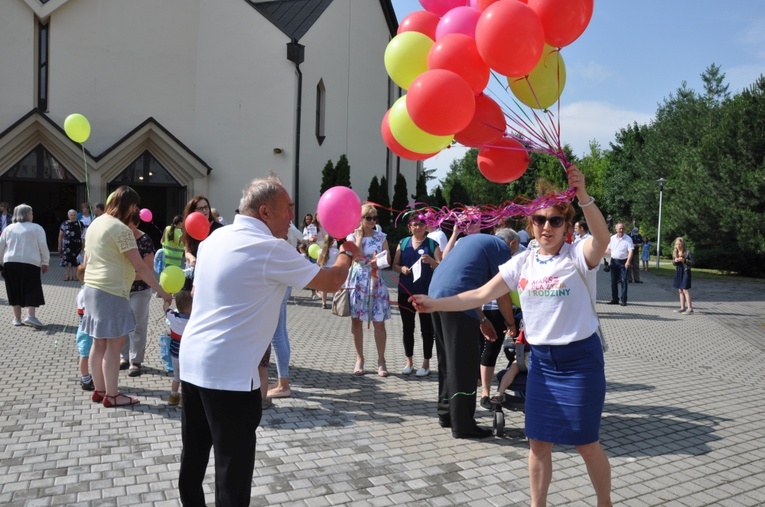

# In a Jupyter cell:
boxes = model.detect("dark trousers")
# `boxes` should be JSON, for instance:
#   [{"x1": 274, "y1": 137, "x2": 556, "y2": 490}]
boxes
[
  {"x1": 629, "y1": 249, "x2": 641, "y2": 282},
  {"x1": 179, "y1": 382, "x2": 262, "y2": 507},
  {"x1": 479, "y1": 309, "x2": 506, "y2": 368},
  {"x1": 398, "y1": 292, "x2": 434, "y2": 359},
  {"x1": 432, "y1": 311, "x2": 482, "y2": 432},
  {"x1": 610, "y1": 258, "x2": 628, "y2": 303}
]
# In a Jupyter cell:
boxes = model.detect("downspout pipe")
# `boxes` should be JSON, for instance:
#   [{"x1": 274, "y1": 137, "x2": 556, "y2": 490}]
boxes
[{"x1": 287, "y1": 40, "x2": 305, "y2": 222}]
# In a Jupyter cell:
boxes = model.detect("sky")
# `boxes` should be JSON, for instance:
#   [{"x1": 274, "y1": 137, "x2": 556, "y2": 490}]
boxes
[{"x1": 389, "y1": 0, "x2": 765, "y2": 188}]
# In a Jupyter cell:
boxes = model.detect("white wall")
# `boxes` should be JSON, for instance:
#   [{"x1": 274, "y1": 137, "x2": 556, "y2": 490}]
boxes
[{"x1": 0, "y1": 1, "x2": 36, "y2": 123}]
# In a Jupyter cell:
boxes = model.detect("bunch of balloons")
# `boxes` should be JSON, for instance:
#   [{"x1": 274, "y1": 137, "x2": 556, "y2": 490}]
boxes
[{"x1": 382, "y1": 0, "x2": 593, "y2": 184}]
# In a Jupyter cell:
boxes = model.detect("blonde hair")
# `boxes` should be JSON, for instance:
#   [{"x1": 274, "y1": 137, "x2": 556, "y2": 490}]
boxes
[
  {"x1": 361, "y1": 203, "x2": 377, "y2": 219},
  {"x1": 317, "y1": 235, "x2": 335, "y2": 267},
  {"x1": 673, "y1": 237, "x2": 686, "y2": 257}
]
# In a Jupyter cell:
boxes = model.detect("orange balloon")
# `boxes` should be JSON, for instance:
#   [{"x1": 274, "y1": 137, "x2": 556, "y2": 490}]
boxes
[
  {"x1": 406, "y1": 69, "x2": 476, "y2": 136},
  {"x1": 428, "y1": 33, "x2": 490, "y2": 95},
  {"x1": 454, "y1": 93, "x2": 506, "y2": 147},
  {"x1": 477, "y1": 137, "x2": 530, "y2": 183},
  {"x1": 397, "y1": 10, "x2": 439, "y2": 40},
  {"x1": 527, "y1": 0, "x2": 594, "y2": 47},
  {"x1": 475, "y1": 0, "x2": 545, "y2": 77}
]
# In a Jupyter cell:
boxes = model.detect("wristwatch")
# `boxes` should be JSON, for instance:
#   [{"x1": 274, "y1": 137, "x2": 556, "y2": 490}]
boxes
[
  {"x1": 341, "y1": 250, "x2": 353, "y2": 258},
  {"x1": 480, "y1": 316, "x2": 488, "y2": 323}
]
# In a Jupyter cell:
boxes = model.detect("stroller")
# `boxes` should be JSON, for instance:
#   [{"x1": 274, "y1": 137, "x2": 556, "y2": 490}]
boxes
[{"x1": 490, "y1": 328, "x2": 529, "y2": 435}]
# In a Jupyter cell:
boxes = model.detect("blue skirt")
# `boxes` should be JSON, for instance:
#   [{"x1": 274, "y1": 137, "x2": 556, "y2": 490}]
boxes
[{"x1": 525, "y1": 333, "x2": 605, "y2": 445}]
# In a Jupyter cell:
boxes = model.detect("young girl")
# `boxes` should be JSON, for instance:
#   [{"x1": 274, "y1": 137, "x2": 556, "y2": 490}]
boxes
[
  {"x1": 641, "y1": 238, "x2": 652, "y2": 271},
  {"x1": 161, "y1": 215, "x2": 185, "y2": 269},
  {"x1": 317, "y1": 235, "x2": 340, "y2": 310}
]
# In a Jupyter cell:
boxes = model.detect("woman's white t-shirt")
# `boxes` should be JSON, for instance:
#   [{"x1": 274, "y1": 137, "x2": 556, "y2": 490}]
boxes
[{"x1": 498, "y1": 242, "x2": 599, "y2": 346}]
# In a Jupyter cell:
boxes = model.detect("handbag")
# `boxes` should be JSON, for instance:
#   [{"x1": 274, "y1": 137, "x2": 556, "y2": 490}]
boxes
[{"x1": 331, "y1": 289, "x2": 351, "y2": 317}]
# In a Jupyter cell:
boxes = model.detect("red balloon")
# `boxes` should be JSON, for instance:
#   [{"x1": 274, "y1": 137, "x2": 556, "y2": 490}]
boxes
[
  {"x1": 397, "y1": 10, "x2": 440, "y2": 41},
  {"x1": 419, "y1": 0, "x2": 466, "y2": 18},
  {"x1": 406, "y1": 69, "x2": 476, "y2": 136},
  {"x1": 185, "y1": 211, "x2": 210, "y2": 241},
  {"x1": 477, "y1": 137, "x2": 530, "y2": 183},
  {"x1": 455, "y1": 93, "x2": 506, "y2": 147},
  {"x1": 527, "y1": 0, "x2": 593, "y2": 47},
  {"x1": 474, "y1": 0, "x2": 501, "y2": 11},
  {"x1": 427, "y1": 34, "x2": 490, "y2": 95},
  {"x1": 475, "y1": 0, "x2": 545, "y2": 77},
  {"x1": 381, "y1": 110, "x2": 437, "y2": 161}
]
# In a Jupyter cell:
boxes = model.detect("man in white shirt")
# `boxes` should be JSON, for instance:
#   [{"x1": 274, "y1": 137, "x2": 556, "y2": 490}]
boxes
[
  {"x1": 426, "y1": 225, "x2": 448, "y2": 253},
  {"x1": 178, "y1": 176, "x2": 359, "y2": 505},
  {"x1": 573, "y1": 221, "x2": 591, "y2": 245},
  {"x1": 605, "y1": 223, "x2": 633, "y2": 306}
]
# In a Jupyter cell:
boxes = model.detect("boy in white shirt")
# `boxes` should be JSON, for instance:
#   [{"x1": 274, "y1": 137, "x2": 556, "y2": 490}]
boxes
[
  {"x1": 75, "y1": 265, "x2": 94, "y2": 391},
  {"x1": 164, "y1": 291, "x2": 192, "y2": 406}
]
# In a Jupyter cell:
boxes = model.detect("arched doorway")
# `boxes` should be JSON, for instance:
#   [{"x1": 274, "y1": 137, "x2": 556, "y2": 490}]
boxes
[
  {"x1": 0, "y1": 145, "x2": 83, "y2": 251},
  {"x1": 108, "y1": 151, "x2": 186, "y2": 248}
]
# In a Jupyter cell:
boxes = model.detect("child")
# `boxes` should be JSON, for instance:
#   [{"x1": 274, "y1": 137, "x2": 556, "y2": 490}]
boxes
[
  {"x1": 316, "y1": 235, "x2": 340, "y2": 310},
  {"x1": 490, "y1": 330, "x2": 529, "y2": 404},
  {"x1": 641, "y1": 238, "x2": 653, "y2": 271},
  {"x1": 164, "y1": 290, "x2": 192, "y2": 406},
  {"x1": 75, "y1": 265, "x2": 94, "y2": 391}
]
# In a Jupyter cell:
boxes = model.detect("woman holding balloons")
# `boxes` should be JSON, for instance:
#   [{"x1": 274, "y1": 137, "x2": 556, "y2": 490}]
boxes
[
  {"x1": 119, "y1": 212, "x2": 156, "y2": 377},
  {"x1": 82, "y1": 186, "x2": 171, "y2": 407},
  {"x1": 181, "y1": 195, "x2": 222, "y2": 290},
  {"x1": 347, "y1": 203, "x2": 391, "y2": 376}
]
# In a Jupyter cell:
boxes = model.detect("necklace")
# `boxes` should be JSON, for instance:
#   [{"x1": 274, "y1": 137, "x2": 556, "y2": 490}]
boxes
[{"x1": 535, "y1": 250, "x2": 560, "y2": 264}]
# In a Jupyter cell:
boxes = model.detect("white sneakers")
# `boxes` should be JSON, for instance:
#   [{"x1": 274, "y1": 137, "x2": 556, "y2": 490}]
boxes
[
  {"x1": 12, "y1": 318, "x2": 23, "y2": 326},
  {"x1": 23, "y1": 316, "x2": 44, "y2": 329},
  {"x1": 402, "y1": 365, "x2": 431, "y2": 376}
]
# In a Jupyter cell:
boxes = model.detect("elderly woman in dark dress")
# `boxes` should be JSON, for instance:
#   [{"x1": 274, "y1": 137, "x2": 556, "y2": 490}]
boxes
[{"x1": 58, "y1": 209, "x2": 85, "y2": 281}]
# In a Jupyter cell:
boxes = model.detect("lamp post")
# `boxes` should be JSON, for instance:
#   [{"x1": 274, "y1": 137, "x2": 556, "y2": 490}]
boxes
[{"x1": 656, "y1": 178, "x2": 667, "y2": 269}]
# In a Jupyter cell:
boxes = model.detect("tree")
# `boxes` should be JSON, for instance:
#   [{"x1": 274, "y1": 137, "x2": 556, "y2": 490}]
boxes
[
  {"x1": 378, "y1": 175, "x2": 391, "y2": 232},
  {"x1": 367, "y1": 175, "x2": 381, "y2": 205},
  {"x1": 319, "y1": 159, "x2": 335, "y2": 194},
  {"x1": 701, "y1": 63, "x2": 730, "y2": 105},
  {"x1": 430, "y1": 186, "x2": 447, "y2": 209},
  {"x1": 411, "y1": 170, "x2": 429, "y2": 204},
  {"x1": 335, "y1": 154, "x2": 351, "y2": 188},
  {"x1": 391, "y1": 172, "x2": 410, "y2": 244}
]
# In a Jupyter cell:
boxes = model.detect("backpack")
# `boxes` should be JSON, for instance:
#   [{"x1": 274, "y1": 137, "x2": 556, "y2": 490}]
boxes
[{"x1": 400, "y1": 236, "x2": 437, "y2": 255}]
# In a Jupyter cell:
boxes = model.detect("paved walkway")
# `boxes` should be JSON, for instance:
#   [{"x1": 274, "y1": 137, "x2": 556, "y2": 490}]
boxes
[{"x1": 1, "y1": 262, "x2": 764, "y2": 506}]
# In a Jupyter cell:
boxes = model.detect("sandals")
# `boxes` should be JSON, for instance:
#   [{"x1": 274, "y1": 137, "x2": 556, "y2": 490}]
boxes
[
  {"x1": 378, "y1": 362, "x2": 389, "y2": 378},
  {"x1": 92, "y1": 390, "x2": 105, "y2": 403},
  {"x1": 102, "y1": 393, "x2": 139, "y2": 408},
  {"x1": 354, "y1": 360, "x2": 365, "y2": 376}
]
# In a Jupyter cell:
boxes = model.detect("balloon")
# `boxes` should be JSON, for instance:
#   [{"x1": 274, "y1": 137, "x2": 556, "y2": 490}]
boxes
[
  {"x1": 105, "y1": 191, "x2": 115, "y2": 206},
  {"x1": 384, "y1": 31, "x2": 434, "y2": 90},
  {"x1": 435, "y1": 6, "x2": 481, "y2": 40},
  {"x1": 185, "y1": 211, "x2": 210, "y2": 241},
  {"x1": 308, "y1": 243, "x2": 321, "y2": 260},
  {"x1": 527, "y1": 0, "x2": 594, "y2": 48},
  {"x1": 316, "y1": 186, "x2": 362, "y2": 239},
  {"x1": 160, "y1": 266, "x2": 185, "y2": 294},
  {"x1": 508, "y1": 45, "x2": 566, "y2": 109},
  {"x1": 420, "y1": 0, "x2": 468, "y2": 17},
  {"x1": 397, "y1": 10, "x2": 440, "y2": 40},
  {"x1": 454, "y1": 93, "x2": 506, "y2": 147},
  {"x1": 406, "y1": 69, "x2": 475, "y2": 136},
  {"x1": 510, "y1": 290, "x2": 522, "y2": 308},
  {"x1": 64, "y1": 114, "x2": 91, "y2": 144},
  {"x1": 476, "y1": 137, "x2": 530, "y2": 183},
  {"x1": 475, "y1": 1, "x2": 545, "y2": 77},
  {"x1": 139, "y1": 208, "x2": 153, "y2": 222},
  {"x1": 388, "y1": 95, "x2": 454, "y2": 154},
  {"x1": 381, "y1": 110, "x2": 438, "y2": 161},
  {"x1": 427, "y1": 33, "x2": 490, "y2": 94}
]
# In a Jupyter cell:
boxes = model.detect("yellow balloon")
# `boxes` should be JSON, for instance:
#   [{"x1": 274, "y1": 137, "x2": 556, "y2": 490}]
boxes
[
  {"x1": 160, "y1": 266, "x2": 185, "y2": 294},
  {"x1": 308, "y1": 243, "x2": 321, "y2": 260},
  {"x1": 510, "y1": 290, "x2": 522, "y2": 308},
  {"x1": 508, "y1": 45, "x2": 566, "y2": 110},
  {"x1": 388, "y1": 96, "x2": 453, "y2": 154},
  {"x1": 106, "y1": 191, "x2": 115, "y2": 206},
  {"x1": 64, "y1": 113, "x2": 91, "y2": 143},
  {"x1": 384, "y1": 31, "x2": 433, "y2": 90}
]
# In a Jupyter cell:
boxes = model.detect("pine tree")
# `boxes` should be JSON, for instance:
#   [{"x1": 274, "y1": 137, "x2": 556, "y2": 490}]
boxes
[
  {"x1": 411, "y1": 170, "x2": 429, "y2": 204},
  {"x1": 335, "y1": 154, "x2": 351, "y2": 188},
  {"x1": 319, "y1": 159, "x2": 335, "y2": 195},
  {"x1": 378, "y1": 175, "x2": 391, "y2": 232},
  {"x1": 367, "y1": 175, "x2": 380, "y2": 204},
  {"x1": 392, "y1": 172, "x2": 410, "y2": 244}
]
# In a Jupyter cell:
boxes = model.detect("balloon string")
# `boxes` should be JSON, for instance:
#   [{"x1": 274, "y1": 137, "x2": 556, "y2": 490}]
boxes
[{"x1": 81, "y1": 145, "x2": 91, "y2": 205}]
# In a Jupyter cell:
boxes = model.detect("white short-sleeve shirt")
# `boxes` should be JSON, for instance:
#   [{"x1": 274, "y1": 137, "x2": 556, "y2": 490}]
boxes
[
  {"x1": 608, "y1": 233, "x2": 634, "y2": 260},
  {"x1": 498, "y1": 242, "x2": 599, "y2": 346},
  {"x1": 180, "y1": 215, "x2": 320, "y2": 391}
]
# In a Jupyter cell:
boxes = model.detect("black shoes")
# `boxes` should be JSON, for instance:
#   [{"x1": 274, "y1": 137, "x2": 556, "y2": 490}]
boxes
[
  {"x1": 480, "y1": 396, "x2": 493, "y2": 410},
  {"x1": 81, "y1": 378, "x2": 95, "y2": 391},
  {"x1": 438, "y1": 418, "x2": 451, "y2": 428},
  {"x1": 452, "y1": 426, "x2": 493, "y2": 439},
  {"x1": 606, "y1": 300, "x2": 619, "y2": 305},
  {"x1": 620, "y1": 302, "x2": 627, "y2": 306}
]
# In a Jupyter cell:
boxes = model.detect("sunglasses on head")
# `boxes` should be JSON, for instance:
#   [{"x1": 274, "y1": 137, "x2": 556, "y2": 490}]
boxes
[
  {"x1": 363, "y1": 215, "x2": 378, "y2": 222},
  {"x1": 531, "y1": 215, "x2": 566, "y2": 228}
]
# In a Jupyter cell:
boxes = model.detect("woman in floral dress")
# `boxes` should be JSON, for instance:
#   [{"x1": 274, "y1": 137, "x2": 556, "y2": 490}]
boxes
[
  {"x1": 58, "y1": 209, "x2": 85, "y2": 281},
  {"x1": 346, "y1": 203, "x2": 391, "y2": 377}
]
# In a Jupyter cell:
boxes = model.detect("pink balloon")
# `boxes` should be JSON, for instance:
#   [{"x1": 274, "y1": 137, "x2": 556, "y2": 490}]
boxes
[
  {"x1": 436, "y1": 6, "x2": 481, "y2": 40},
  {"x1": 139, "y1": 208, "x2": 153, "y2": 222},
  {"x1": 419, "y1": 0, "x2": 466, "y2": 17},
  {"x1": 317, "y1": 186, "x2": 362, "y2": 239}
]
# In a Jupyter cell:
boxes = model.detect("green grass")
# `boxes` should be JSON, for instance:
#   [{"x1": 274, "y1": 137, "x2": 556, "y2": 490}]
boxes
[{"x1": 644, "y1": 258, "x2": 765, "y2": 283}]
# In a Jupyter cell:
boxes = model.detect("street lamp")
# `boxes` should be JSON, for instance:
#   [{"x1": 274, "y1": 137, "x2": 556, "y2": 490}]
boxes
[{"x1": 656, "y1": 177, "x2": 667, "y2": 269}]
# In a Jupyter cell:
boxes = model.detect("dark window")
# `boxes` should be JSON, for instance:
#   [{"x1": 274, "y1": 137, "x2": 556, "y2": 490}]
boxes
[
  {"x1": 38, "y1": 22, "x2": 49, "y2": 111},
  {"x1": 316, "y1": 79, "x2": 326, "y2": 145},
  {"x1": 112, "y1": 151, "x2": 180, "y2": 186},
  {"x1": 5, "y1": 145, "x2": 75, "y2": 181}
]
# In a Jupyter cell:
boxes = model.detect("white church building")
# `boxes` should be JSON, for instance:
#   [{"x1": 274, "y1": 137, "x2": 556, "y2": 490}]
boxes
[{"x1": 0, "y1": 0, "x2": 419, "y2": 248}]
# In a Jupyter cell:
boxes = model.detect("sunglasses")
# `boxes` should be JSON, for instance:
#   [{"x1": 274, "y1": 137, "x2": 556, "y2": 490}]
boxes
[
  {"x1": 363, "y1": 216, "x2": 378, "y2": 222},
  {"x1": 531, "y1": 215, "x2": 566, "y2": 228}
]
